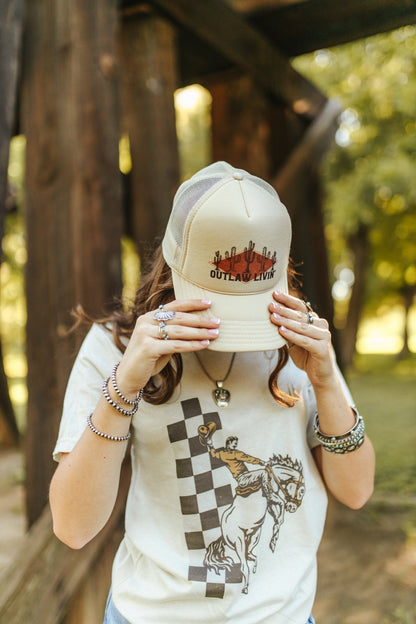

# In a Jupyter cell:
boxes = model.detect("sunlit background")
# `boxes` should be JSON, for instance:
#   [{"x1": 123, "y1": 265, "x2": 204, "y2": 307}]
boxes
[{"x1": 3, "y1": 28, "x2": 416, "y2": 427}]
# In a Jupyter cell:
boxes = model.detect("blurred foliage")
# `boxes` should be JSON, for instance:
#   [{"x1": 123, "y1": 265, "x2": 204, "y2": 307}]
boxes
[
  {"x1": 1, "y1": 137, "x2": 27, "y2": 428},
  {"x1": 174, "y1": 84, "x2": 212, "y2": 180},
  {"x1": 293, "y1": 26, "x2": 416, "y2": 321}
]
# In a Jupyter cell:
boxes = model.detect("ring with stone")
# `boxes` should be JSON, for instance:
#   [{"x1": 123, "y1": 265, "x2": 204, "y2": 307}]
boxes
[
  {"x1": 153, "y1": 304, "x2": 176, "y2": 322},
  {"x1": 307, "y1": 311, "x2": 314, "y2": 325}
]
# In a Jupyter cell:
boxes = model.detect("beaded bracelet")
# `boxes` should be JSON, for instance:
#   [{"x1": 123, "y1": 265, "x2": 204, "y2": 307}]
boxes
[
  {"x1": 102, "y1": 362, "x2": 144, "y2": 417},
  {"x1": 314, "y1": 407, "x2": 365, "y2": 455},
  {"x1": 87, "y1": 413, "x2": 131, "y2": 442},
  {"x1": 111, "y1": 362, "x2": 143, "y2": 406},
  {"x1": 102, "y1": 377, "x2": 139, "y2": 416}
]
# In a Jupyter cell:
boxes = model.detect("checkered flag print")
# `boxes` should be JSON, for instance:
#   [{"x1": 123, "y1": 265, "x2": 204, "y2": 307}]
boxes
[{"x1": 167, "y1": 398, "x2": 242, "y2": 598}]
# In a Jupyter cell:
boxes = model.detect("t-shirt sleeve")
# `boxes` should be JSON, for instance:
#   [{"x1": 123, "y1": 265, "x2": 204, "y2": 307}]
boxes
[
  {"x1": 304, "y1": 354, "x2": 355, "y2": 450},
  {"x1": 53, "y1": 323, "x2": 123, "y2": 462}
]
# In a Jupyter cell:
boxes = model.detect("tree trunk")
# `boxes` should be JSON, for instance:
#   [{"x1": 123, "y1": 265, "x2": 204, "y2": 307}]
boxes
[
  {"x1": 341, "y1": 224, "x2": 370, "y2": 368},
  {"x1": 397, "y1": 284, "x2": 416, "y2": 359}
]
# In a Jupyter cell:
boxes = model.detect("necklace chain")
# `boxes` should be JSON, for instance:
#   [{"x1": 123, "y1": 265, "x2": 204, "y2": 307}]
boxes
[{"x1": 194, "y1": 352, "x2": 236, "y2": 385}]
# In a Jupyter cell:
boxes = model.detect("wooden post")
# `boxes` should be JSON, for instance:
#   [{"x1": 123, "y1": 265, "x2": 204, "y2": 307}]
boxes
[
  {"x1": 21, "y1": 0, "x2": 123, "y2": 526},
  {"x1": 119, "y1": 9, "x2": 180, "y2": 252},
  {"x1": 210, "y1": 76, "x2": 271, "y2": 179},
  {"x1": 273, "y1": 99, "x2": 341, "y2": 350},
  {"x1": 0, "y1": 0, "x2": 23, "y2": 446}
]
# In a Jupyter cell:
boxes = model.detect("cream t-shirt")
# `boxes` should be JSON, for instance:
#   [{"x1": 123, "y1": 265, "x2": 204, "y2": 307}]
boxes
[{"x1": 54, "y1": 324, "x2": 352, "y2": 624}]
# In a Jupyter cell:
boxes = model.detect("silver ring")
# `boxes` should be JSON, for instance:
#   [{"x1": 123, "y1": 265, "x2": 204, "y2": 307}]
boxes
[
  {"x1": 304, "y1": 300, "x2": 313, "y2": 313},
  {"x1": 153, "y1": 304, "x2": 176, "y2": 322},
  {"x1": 158, "y1": 323, "x2": 169, "y2": 340},
  {"x1": 307, "y1": 312, "x2": 314, "y2": 325}
]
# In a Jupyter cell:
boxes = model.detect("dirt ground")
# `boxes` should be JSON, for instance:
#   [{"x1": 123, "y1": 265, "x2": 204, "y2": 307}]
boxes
[{"x1": 1, "y1": 448, "x2": 415, "y2": 623}]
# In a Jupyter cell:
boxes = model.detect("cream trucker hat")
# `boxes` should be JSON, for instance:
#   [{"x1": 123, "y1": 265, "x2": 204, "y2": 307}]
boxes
[{"x1": 162, "y1": 161, "x2": 292, "y2": 352}]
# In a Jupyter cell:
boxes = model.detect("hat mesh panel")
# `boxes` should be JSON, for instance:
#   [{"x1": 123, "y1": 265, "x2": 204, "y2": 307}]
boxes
[
  {"x1": 170, "y1": 171, "x2": 280, "y2": 248},
  {"x1": 170, "y1": 177, "x2": 223, "y2": 247}
]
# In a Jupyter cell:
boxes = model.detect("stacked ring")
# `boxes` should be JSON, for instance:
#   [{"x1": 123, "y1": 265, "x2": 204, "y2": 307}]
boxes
[
  {"x1": 158, "y1": 322, "x2": 169, "y2": 340},
  {"x1": 153, "y1": 304, "x2": 176, "y2": 322}
]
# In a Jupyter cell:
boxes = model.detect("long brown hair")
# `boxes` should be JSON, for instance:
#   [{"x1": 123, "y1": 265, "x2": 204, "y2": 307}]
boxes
[{"x1": 78, "y1": 245, "x2": 299, "y2": 407}]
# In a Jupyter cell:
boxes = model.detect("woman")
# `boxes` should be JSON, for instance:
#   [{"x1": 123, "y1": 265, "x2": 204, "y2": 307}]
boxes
[{"x1": 50, "y1": 161, "x2": 375, "y2": 624}]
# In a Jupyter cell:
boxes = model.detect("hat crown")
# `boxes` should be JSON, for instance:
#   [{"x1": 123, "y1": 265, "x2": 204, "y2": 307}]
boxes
[
  {"x1": 161, "y1": 161, "x2": 292, "y2": 351},
  {"x1": 168, "y1": 161, "x2": 282, "y2": 250}
]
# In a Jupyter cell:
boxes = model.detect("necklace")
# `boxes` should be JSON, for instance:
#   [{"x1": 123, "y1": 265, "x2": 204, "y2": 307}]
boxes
[{"x1": 194, "y1": 352, "x2": 236, "y2": 408}]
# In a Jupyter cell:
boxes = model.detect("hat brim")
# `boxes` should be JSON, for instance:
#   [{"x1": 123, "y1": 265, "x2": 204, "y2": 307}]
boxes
[{"x1": 171, "y1": 270, "x2": 288, "y2": 352}]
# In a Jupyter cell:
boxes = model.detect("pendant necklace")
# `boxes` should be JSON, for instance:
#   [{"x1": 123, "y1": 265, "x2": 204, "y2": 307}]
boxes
[{"x1": 194, "y1": 352, "x2": 236, "y2": 408}]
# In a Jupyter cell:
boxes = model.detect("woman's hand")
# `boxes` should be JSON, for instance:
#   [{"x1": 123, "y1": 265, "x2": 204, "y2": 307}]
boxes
[
  {"x1": 115, "y1": 299, "x2": 220, "y2": 398},
  {"x1": 269, "y1": 291, "x2": 335, "y2": 388}
]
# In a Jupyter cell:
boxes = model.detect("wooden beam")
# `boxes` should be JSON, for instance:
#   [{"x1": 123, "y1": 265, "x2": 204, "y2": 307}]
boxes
[
  {"x1": 122, "y1": 0, "x2": 327, "y2": 118},
  {"x1": 272, "y1": 98, "x2": 341, "y2": 354},
  {"x1": 0, "y1": 461, "x2": 130, "y2": 624},
  {"x1": 274, "y1": 98, "x2": 342, "y2": 192},
  {"x1": 245, "y1": 0, "x2": 416, "y2": 57}
]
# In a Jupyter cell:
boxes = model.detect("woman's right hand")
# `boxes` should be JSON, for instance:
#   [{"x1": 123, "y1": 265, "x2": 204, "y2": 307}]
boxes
[{"x1": 115, "y1": 299, "x2": 220, "y2": 398}]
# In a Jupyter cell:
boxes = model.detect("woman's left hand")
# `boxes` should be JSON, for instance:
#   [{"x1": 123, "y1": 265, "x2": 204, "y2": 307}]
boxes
[{"x1": 269, "y1": 291, "x2": 334, "y2": 388}]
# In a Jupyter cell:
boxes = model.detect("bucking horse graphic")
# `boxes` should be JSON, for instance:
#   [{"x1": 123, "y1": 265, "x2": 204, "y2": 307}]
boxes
[{"x1": 198, "y1": 422, "x2": 305, "y2": 594}]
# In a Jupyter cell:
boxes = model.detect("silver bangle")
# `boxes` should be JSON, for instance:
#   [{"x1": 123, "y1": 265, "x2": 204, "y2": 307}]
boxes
[
  {"x1": 87, "y1": 413, "x2": 131, "y2": 442},
  {"x1": 314, "y1": 407, "x2": 365, "y2": 454},
  {"x1": 102, "y1": 377, "x2": 139, "y2": 417},
  {"x1": 111, "y1": 362, "x2": 143, "y2": 406}
]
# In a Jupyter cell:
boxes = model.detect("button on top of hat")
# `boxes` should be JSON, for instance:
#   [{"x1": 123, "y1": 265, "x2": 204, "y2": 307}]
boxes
[{"x1": 233, "y1": 172, "x2": 244, "y2": 180}]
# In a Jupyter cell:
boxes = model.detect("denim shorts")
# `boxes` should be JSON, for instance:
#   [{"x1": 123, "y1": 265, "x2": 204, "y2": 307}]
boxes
[
  {"x1": 103, "y1": 591, "x2": 316, "y2": 624},
  {"x1": 103, "y1": 591, "x2": 130, "y2": 624}
]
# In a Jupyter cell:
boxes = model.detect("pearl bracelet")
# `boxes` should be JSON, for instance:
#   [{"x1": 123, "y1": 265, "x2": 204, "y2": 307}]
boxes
[
  {"x1": 87, "y1": 413, "x2": 131, "y2": 442},
  {"x1": 313, "y1": 407, "x2": 365, "y2": 454}
]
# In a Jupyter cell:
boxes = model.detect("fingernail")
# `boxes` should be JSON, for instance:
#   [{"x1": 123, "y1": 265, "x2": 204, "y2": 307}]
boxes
[
  {"x1": 210, "y1": 318, "x2": 221, "y2": 325},
  {"x1": 200, "y1": 339, "x2": 210, "y2": 346},
  {"x1": 208, "y1": 329, "x2": 219, "y2": 336},
  {"x1": 202, "y1": 299, "x2": 212, "y2": 305}
]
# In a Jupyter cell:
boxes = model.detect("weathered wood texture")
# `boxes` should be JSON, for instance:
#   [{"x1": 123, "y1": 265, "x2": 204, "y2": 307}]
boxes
[
  {"x1": 123, "y1": 0, "x2": 327, "y2": 119},
  {"x1": 244, "y1": 0, "x2": 416, "y2": 57},
  {"x1": 0, "y1": 461, "x2": 130, "y2": 624},
  {"x1": 119, "y1": 10, "x2": 180, "y2": 253},
  {"x1": 21, "y1": 0, "x2": 123, "y2": 526},
  {"x1": 210, "y1": 75, "x2": 308, "y2": 178},
  {"x1": 169, "y1": 0, "x2": 416, "y2": 84},
  {"x1": 210, "y1": 77, "x2": 274, "y2": 180}
]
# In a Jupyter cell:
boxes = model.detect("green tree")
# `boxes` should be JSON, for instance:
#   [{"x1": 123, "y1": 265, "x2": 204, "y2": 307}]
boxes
[{"x1": 293, "y1": 26, "x2": 416, "y2": 365}]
